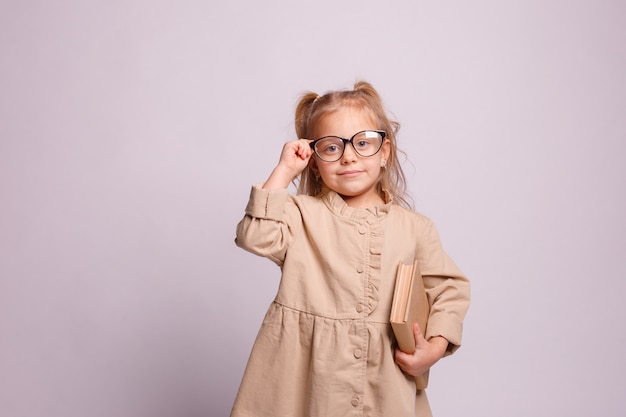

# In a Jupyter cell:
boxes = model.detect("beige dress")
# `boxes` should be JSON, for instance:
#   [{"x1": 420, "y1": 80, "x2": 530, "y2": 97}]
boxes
[{"x1": 231, "y1": 185, "x2": 470, "y2": 417}]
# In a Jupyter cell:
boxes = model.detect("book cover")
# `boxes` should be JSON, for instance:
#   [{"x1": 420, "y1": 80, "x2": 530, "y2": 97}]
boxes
[{"x1": 390, "y1": 260, "x2": 430, "y2": 390}]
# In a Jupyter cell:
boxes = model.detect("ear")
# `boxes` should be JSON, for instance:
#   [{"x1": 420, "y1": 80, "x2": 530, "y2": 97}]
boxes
[{"x1": 380, "y1": 139, "x2": 391, "y2": 164}]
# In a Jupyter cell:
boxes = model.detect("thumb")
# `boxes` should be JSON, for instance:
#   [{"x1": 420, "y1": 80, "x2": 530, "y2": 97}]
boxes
[{"x1": 413, "y1": 323, "x2": 426, "y2": 349}]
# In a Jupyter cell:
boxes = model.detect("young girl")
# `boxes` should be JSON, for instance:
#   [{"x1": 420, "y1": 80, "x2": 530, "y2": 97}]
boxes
[{"x1": 231, "y1": 81, "x2": 470, "y2": 417}]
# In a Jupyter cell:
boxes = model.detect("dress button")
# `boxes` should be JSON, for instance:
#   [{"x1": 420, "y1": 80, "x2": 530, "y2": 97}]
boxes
[
  {"x1": 351, "y1": 397, "x2": 360, "y2": 407},
  {"x1": 354, "y1": 349, "x2": 362, "y2": 359},
  {"x1": 358, "y1": 225, "x2": 367, "y2": 234},
  {"x1": 355, "y1": 304, "x2": 364, "y2": 313},
  {"x1": 356, "y1": 265, "x2": 364, "y2": 273}
]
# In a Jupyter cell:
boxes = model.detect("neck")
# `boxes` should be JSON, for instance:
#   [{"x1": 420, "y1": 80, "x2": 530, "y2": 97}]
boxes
[{"x1": 341, "y1": 193, "x2": 386, "y2": 208}]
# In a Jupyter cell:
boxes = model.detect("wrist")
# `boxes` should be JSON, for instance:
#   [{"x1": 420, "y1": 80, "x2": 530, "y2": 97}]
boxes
[
  {"x1": 263, "y1": 164, "x2": 299, "y2": 189},
  {"x1": 429, "y1": 336, "x2": 449, "y2": 361}
]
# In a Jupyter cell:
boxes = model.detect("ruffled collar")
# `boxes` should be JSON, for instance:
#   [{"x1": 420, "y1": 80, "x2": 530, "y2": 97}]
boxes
[{"x1": 320, "y1": 188, "x2": 393, "y2": 220}]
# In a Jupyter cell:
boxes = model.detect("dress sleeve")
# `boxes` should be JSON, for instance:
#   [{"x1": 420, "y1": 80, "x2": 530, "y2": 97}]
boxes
[
  {"x1": 417, "y1": 219, "x2": 471, "y2": 356},
  {"x1": 235, "y1": 184, "x2": 301, "y2": 267}
]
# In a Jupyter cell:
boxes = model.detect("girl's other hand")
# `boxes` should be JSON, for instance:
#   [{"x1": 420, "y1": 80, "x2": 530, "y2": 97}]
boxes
[
  {"x1": 394, "y1": 323, "x2": 448, "y2": 377},
  {"x1": 263, "y1": 139, "x2": 313, "y2": 189}
]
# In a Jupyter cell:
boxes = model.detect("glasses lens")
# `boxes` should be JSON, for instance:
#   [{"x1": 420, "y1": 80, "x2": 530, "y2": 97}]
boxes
[
  {"x1": 313, "y1": 131, "x2": 384, "y2": 161},
  {"x1": 314, "y1": 137, "x2": 344, "y2": 161},
  {"x1": 352, "y1": 131, "x2": 383, "y2": 157}
]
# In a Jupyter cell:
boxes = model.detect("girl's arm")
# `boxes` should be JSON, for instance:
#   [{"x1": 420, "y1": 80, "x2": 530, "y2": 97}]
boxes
[
  {"x1": 394, "y1": 215, "x2": 470, "y2": 378},
  {"x1": 235, "y1": 185, "x2": 294, "y2": 265},
  {"x1": 235, "y1": 139, "x2": 312, "y2": 265},
  {"x1": 418, "y1": 220, "x2": 471, "y2": 356}
]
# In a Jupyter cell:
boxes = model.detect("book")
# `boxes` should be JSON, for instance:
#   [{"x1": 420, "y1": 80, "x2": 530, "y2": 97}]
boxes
[{"x1": 390, "y1": 260, "x2": 430, "y2": 390}]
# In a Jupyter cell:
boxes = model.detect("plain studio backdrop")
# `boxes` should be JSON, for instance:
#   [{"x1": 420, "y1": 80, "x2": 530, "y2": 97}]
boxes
[{"x1": 1, "y1": 1, "x2": 625, "y2": 416}]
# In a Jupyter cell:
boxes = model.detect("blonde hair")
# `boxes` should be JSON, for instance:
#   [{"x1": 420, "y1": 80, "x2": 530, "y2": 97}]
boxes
[{"x1": 295, "y1": 81, "x2": 412, "y2": 209}]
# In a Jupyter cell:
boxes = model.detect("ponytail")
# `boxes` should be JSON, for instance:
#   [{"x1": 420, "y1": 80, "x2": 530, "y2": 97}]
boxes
[{"x1": 295, "y1": 92, "x2": 320, "y2": 139}]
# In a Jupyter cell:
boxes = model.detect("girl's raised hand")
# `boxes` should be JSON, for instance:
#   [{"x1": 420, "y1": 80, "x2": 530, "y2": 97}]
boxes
[
  {"x1": 278, "y1": 139, "x2": 313, "y2": 172},
  {"x1": 263, "y1": 139, "x2": 313, "y2": 190}
]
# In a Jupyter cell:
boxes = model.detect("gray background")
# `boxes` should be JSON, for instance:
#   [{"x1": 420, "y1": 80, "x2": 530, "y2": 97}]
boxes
[{"x1": 1, "y1": 1, "x2": 625, "y2": 416}]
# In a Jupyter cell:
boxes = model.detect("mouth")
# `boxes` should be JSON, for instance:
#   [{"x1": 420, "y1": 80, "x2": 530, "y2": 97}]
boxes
[{"x1": 338, "y1": 170, "x2": 363, "y2": 178}]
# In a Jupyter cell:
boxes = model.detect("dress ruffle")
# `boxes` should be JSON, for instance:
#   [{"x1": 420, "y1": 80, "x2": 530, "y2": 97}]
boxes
[{"x1": 320, "y1": 190, "x2": 390, "y2": 317}]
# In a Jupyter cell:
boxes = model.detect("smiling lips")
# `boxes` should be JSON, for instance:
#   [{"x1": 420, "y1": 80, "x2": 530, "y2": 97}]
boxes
[{"x1": 338, "y1": 170, "x2": 363, "y2": 178}]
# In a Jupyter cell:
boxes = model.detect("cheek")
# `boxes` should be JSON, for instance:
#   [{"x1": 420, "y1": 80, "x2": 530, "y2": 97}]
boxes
[
  {"x1": 317, "y1": 161, "x2": 338, "y2": 179},
  {"x1": 317, "y1": 164, "x2": 331, "y2": 177}
]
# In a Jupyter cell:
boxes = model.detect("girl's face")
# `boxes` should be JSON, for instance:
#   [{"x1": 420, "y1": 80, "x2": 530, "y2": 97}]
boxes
[{"x1": 311, "y1": 107, "x2": 390, "y2": 208}]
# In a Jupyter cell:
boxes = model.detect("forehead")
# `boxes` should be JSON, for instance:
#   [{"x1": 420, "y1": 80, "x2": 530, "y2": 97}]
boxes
[{"x1": 313, "y1": 107, "x2": 378, "y2": 138}]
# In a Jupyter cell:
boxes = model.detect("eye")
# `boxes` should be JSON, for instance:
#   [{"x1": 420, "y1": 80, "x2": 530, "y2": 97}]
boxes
[
  {"x1": 355, "y1": 139, "x2": 371, "y2": 149},
  {"x1": 315, "y1": 137, "x2": 344, "y2": 155}
]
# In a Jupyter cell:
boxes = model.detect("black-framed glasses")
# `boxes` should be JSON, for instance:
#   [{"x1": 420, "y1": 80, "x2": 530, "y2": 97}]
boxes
[{"x1": 309, "y1": 130, "x2": 386, "y2": 162}]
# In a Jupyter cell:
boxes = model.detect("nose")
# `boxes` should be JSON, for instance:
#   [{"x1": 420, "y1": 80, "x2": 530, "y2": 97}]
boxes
[{"x1": 340, "y1": 141, "x2": 358, "y2": 163}]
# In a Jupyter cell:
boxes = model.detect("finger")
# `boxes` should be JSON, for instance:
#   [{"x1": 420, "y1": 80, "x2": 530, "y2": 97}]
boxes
[
  {"x1": 286, "y1": 141, "x2": 305, "y2": 160},
  {"x1": 298, "y1": 141, "x2": 313, "y2": 160},
  {"x1": 296, "y1": 146, "x2": 309, "y2": 160},
  {"x1": 394, "y1": 348, "x2": 410, "y2": 369},
  {"x1": 301, "y1": 141, "x2": 311, "y2": 159},
  {"x1": 413, "y1": 323, "x2": 426, "y2": 349},
  {"x1": 282, "y1": 141, "x2": 299, "y2": 157},
  {"x1": 301, "y1": 138, "x2": 313, "y2": 151},
  {"x1": 413, "y1": 323, "x2": 421, "y2": 338}
]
